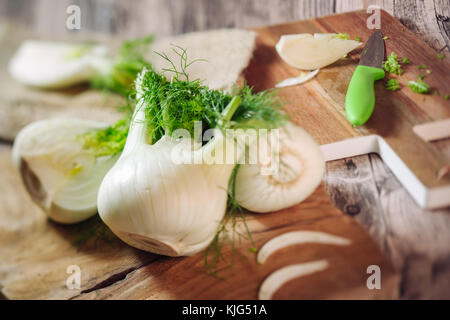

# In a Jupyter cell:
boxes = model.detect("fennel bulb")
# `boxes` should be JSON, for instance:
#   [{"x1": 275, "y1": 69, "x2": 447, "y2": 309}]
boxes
[
  {"x1": 8, "y1": 41, "x2": 109, "y2": 89},
  {"x1": 9, "y1": 36, "x2": 153, "y2": 95},
  {"x1": 234, "y1": 122, "x2": 325, "y2": 213},
  {"x1": 97, "y1": 69, "x2": 241, "y2": 256},
  {"x1": 12, "y1": 118, "x2": 120, "y2": 224}
]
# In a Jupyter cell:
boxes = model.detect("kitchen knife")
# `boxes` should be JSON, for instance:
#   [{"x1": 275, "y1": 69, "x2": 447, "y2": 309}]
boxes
[{"x1": 345, "y1": 31, "x2": 385, "y2": 126}]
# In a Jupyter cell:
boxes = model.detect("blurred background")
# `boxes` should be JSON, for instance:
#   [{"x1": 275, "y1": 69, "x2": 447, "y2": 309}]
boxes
[{"x1": 0, "y1": 0, "x2": 448, "y2": 52}]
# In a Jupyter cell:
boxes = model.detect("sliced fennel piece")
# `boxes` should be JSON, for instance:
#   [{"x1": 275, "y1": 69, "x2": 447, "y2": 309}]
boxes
[
  {"x1": 97, "y1": 70, "x2": 243, "y2": 257},
  {"x1": 8, "y1": 40, "x2": 110, "y2": 89},
  {"x1": 257, "y1": 231, "x2": 351, "y2": 264},
  {"x1": 258, "y1": 260, "x2": 329, "y2": 300},
  {"x1": 275, "y1": 33, "x2": 361, "y2": 70},
  {"x1": 12, "y1": 118, "x2": 118, "y2": 224},
  {"x1": 275, "y1": 69, "x2": 319, "y2": 88},
  {"x1": 235, "y1": 122, "x2": 325, "y2": 213}
]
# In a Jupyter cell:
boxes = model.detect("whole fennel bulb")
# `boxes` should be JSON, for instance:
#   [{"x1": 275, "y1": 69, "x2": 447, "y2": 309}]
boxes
[{"x1": 97, "y1": 70, "x2": 241, "y2": 256}]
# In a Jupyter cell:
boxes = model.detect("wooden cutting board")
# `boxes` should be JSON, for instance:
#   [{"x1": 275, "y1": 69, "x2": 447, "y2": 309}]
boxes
[
  {"x1": 245, "y1": 9, "x2": 450, "y2": 209},
  {"x1": 3, "y1": 10, "x2": 434, "y2": 299}
]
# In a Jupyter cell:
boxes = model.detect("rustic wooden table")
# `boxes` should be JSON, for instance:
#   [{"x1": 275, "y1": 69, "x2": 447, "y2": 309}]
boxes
[{"x1": 0, "y1": 0, "x2": 449, "y2": 299}]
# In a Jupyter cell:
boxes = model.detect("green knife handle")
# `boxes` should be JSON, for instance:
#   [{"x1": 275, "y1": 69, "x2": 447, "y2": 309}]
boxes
[{"x1": 345, "y1": 65, "x2": 385, "y2": 126}]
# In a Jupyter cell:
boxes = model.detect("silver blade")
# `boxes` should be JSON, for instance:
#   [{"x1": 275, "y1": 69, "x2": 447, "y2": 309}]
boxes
[{"x1": 359, "y1": 31, "x2": 385, "y2": 69}]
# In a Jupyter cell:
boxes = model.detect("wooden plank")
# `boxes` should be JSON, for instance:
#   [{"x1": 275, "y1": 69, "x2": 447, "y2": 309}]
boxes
[{"x1": 1, "y1": 0, "x2": 447, "y2": 55}]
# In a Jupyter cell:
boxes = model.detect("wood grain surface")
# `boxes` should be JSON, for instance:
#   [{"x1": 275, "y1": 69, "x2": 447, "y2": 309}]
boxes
[
  {"x1": 1, "y1": 0, "x2": 448, "y2": 54},
  {"x1": 0, "y1": 143, "x2": 398, "y2": 300},
  {"x1": 0, "y1": 0, "x2": 449, "y2": 299}
]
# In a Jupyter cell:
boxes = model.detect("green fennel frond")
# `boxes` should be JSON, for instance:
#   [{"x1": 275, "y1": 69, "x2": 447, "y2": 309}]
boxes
[
  {"x1": 91, "y1": 35, "x2": 154, "y2": 96},
  {"x1": 205, "y1": 165, "x2": 255, "y2": 277}
]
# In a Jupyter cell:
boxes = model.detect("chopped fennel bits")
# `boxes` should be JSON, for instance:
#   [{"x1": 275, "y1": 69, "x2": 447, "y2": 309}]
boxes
[
  {"x1": 408, "y1": 79, "x2": 430, "y2": 94},
  {"x1": 434, "y1": 90, "x2": 440, "y2": 96},
  {"x1": 426, "y1": 69, "x2": 431, "y2": 74},
  {"x1": 418, "y1": 74, "x2": 425, "y2": 80},
  {"x1": 382, "y1": 52, "x2": 403, "y2": 75},
  {"x1": 334, "y1": 32, "x2": 350, "y2": 40},
  {"x1": 385, "y1": 78, "x2": 400, "y2": 91},
  {"x1": 354, "y1": 36, "x2": 362, "y2": 42},
  {"x1": 402, "y1": 57, "x2": 410, "y2": 64},
  {"x1": 438, "y1": 53, "x2": 445, "y2": 60},
  {"x1": 445, "y1": 94, "x2": 449, "y2": 101},
  {"x1": 418, "y1": 65, "x2": 427, "y2": 70}
]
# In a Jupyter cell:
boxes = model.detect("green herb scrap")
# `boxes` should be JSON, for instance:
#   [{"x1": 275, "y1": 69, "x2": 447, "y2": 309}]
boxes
[
  {"x1": 334, "y1": 32, "x2": 350, "y2": 40},
  {"x1": 385, "y1": 78, "x2": 400, "y2": 91},
  {"x1": 408, "y1": 78, "x2": 430, "y2": 94},
  {"x1": 91, "y1": 35, "x2": 154, "y2": 96},
  {"x1": 438, "y1": 53, "x2": 445, "y2": 60},
  {"x1": 383, "y1": 52, "x2": 403, "y2": 75},
  {"x1": 73, "y1": 216, "x2": 117, "y2": 248},
  {"x1": 205, "y1": 164, "x2": 255, "y2": 276},
  {"x1": 334, "y1": 33, "x2": 362, "y2": 42},
  {"x1": 402, "y1": 57, "x2": 410, "y2": 64}
]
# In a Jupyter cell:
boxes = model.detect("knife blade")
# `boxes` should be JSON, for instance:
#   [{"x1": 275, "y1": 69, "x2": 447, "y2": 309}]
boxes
[{"x1": 345, "y1": 31, "x2": 386, "y2": 126}]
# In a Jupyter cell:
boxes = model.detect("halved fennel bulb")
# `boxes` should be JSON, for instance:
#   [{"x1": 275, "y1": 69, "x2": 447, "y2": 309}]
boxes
[
  {"x1": 275, "y1": 33, "x2": 361, "y2": 70},
  {"x1": 235, "y1": 122, "x2": 325, "y2": 213},
  {"x1": 12, "y1": 118, "x2": 118, "y2": 224},
  {"x1": 8, "y1": 41, "x2": 109, "y2": 89}
]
